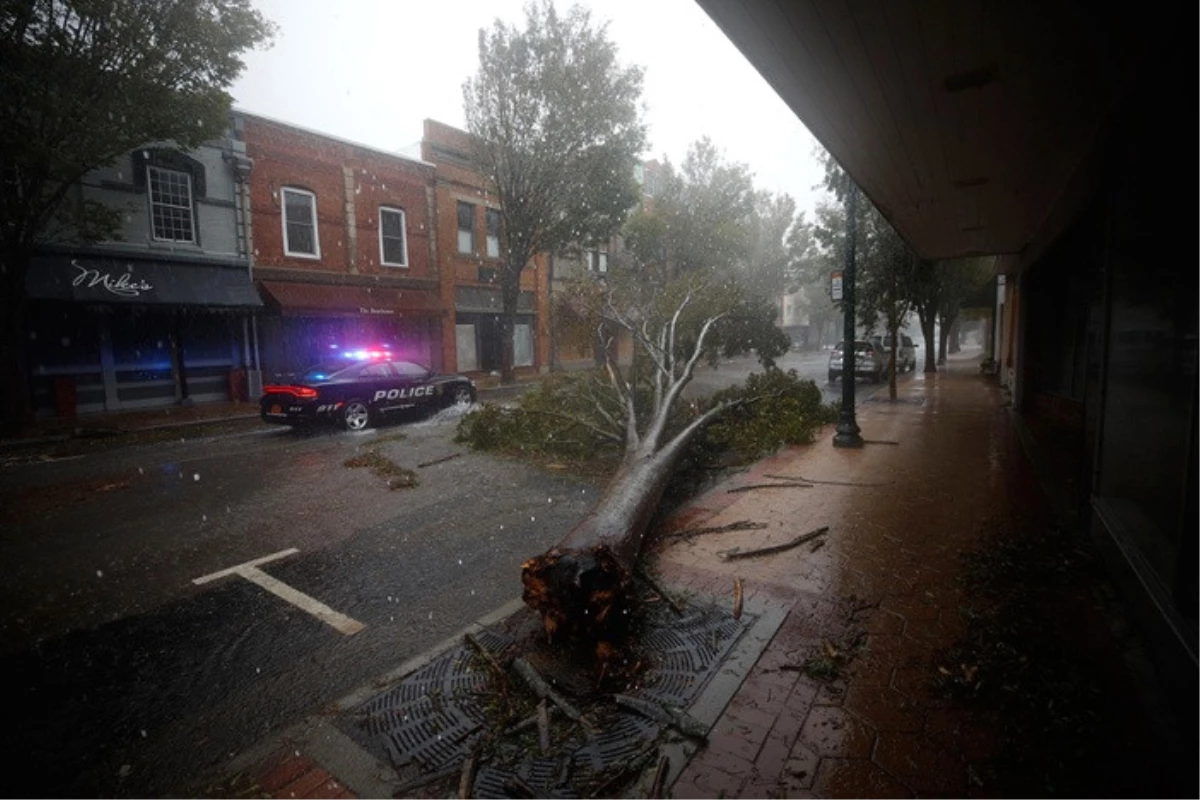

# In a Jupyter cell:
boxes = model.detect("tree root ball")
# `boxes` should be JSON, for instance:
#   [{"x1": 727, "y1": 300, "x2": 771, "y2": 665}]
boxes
[{"x1": 521, "y1": 545, "x2": 633, "y2": 662}]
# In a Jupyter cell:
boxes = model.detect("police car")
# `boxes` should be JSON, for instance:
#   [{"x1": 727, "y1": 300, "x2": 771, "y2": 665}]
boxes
[{"x1": 260, "y1": 356, "x2": 476, "y2": 431}]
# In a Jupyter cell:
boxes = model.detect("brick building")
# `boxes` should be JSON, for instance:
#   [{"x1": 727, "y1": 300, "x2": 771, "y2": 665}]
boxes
[
  {"x1": 236, "y1": 112, "x2": 444, "y2": 379},
  {"x1": 24, "y1": 127, "x2": 259, "y2": 415},
  {"x1": 420, "y1": 120, "x2": 549, "y2": 377}
]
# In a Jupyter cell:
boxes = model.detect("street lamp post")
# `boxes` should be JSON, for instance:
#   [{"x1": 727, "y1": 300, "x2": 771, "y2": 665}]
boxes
[{"x1": 834, "y1": 180, "x2": 864, "y2": 448}]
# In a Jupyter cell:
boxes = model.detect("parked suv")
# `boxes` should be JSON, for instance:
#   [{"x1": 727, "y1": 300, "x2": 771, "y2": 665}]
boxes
[
  {"x1": 878, "y1": 334, "x2": 917, "y2": 372},
  {"x1": 828, "y1": 340, "x2": 891, "y2": 383}
]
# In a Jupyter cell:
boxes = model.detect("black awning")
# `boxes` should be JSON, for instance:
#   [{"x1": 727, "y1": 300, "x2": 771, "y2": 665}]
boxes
[{"x1": 27, "y1": 253, "x2": 262, "y2": 308}]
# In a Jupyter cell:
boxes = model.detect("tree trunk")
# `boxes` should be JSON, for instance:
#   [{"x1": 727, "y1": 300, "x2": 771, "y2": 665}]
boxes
[
  {"x1": 948, "y1": 316, "x2": 963, "y2": 354},
  {"x1": 937, "y1": 312, "x2": 954, "y2": 364},
  {"x1": 521, "y1": 435, "x2": 690, "y2": 663},
  {"x1": 887, "y1": 318, "x2": 899, "y2": 400},
  {"x1": 919, "y1": 312, "x2": 937, "y2": 373},
  {"x1": 500, "y1": 259, "x2": 523, "y2": 384}
]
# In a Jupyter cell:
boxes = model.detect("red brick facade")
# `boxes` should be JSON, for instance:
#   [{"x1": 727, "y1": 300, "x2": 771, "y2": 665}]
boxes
[
  {"x1": 237, "y1": 113, "x2": 447, "y2": 375},
  {"x1": 421, "y1": 119, "x2": 550, "y2": 377}
]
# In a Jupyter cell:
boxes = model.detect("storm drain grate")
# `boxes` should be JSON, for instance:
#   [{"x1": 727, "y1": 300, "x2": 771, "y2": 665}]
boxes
[{"x1": 339, "y1": 603, "x2": 751, "y2": 797}]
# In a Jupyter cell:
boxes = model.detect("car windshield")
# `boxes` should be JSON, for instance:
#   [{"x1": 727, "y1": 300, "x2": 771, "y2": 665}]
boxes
[{"x1": 300, "y1": 363, "x2": 357, "y2": 383}]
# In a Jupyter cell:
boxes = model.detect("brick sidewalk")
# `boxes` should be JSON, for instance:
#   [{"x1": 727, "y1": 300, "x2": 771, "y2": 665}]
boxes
[{"x1": 648, "y1": 355, "x2": 1183, "y2": 798}]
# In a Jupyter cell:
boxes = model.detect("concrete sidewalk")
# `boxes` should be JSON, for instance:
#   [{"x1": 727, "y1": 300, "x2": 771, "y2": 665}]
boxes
[{"x1": 77, "y1": 353, "x2": 1184, "y2": 798}]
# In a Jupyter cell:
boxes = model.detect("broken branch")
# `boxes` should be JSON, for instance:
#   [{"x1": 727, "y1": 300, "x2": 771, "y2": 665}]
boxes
[
  {"x1": 764, "y1": 473, "x2": 889, "y2": 487},
  {"x1": 464, "y1": 632, "x2": 507, "y2": 678},
  {"x1": 512, "y1": 657, "x2": 592, "y2": 732},
  {"x1": 727, "y1": 481, "x2": 813, "y2": 493},
  {"x1": 417, "y1": 452, "x2": 462, "y2": 468},
  {"x1": 718, "y1": 526, "x2": 830, "y2": 561},
  {"x1": 634, "y1": 567, "x2": 684, "y2": 615},
  {"x1": 733, "y1": 577, "x2": 744, "y2": 620},
  {"x1": 661, "y1": 520, "x2": 768, "y2": 541},
  {"x1": 537, "y1": 699, "x2": 551, "y2": 755}
]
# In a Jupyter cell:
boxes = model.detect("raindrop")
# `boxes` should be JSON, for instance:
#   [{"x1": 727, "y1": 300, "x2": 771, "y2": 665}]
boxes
[
  {"x1": 457, "y1": 559, "x2": 463, "y2": 566},
  {"x1": 499, "y1": 525, "x2": 504, "y2": 530},
  {"x1": 530, "y1": 516, "x2": 536, "y2": 522},
  {"x1": 96, "y1": 570, "x2": 103, "y2": 578},
  {"x1": 428, "y1": 611, "x2": 433, "y2": 620},
  {"x1": 193, "y1": 473, "x2": 200, "y2": 482},
  {"x1": 202, "y1": 515, "x2": 207, "y2": 522},
  {"x1": 547, "y1": 497, "x2": 553, "y2": 503},
  {"x1": 470, "y1": 589, "x2": 476, "y2": 596},
  {"x1": 140, "y1": 730, "x2": 146, "y2": 738},
  {"x1": 138, "y1": 468, "x2": 144, "y2": 475},
  {"x1": 256, "y1": 667, "x2": 261, "y2": 674}
]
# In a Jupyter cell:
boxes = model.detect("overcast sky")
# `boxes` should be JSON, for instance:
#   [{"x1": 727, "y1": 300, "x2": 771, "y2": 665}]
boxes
[{"x1": 231, "y1": 0, "x2": 829, "y2": 219}]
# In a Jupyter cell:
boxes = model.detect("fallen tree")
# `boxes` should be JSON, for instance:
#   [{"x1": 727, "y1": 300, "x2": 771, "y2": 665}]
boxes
[{"x1": 520, "y1": 282, "x2": 757, "y2": 664}]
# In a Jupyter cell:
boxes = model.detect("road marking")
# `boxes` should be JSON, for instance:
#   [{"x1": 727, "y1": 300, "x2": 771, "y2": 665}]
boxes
[{"x1": 193, "y1": 549, "x2": 365, "y2": 636}]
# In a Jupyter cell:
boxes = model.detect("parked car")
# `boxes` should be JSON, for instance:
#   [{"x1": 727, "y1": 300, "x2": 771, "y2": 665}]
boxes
[
  {"x1": 828, "y1": 340, "x2": 891, "y2": 383},
  {"x1": 875, "y1": 334, "x2": 918, "y2": 373},
  {"x1": 260, "y1": 358, "x2": 476, "y2": 431}
]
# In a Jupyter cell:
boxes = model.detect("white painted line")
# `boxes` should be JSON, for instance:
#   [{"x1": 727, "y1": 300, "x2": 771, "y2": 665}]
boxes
[
  {"x1": 239, "y1": 566, "x2": 365, "y2": 636},
  {"x1": 192, "y1": 548, "x2": 300, "y2": 585},
  {"x1": 191, "y1": 548, "x2": 365, "y2": 636}
]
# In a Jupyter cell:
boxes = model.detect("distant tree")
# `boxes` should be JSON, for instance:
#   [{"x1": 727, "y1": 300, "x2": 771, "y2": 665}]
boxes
[
  {"x1": 0, "y1": 0, "x2": 275, "y2": 429},
  {"x1": 812, "y1": 149, "x2": 920, "y2": 395},
  {"x1": 935, "y1": 257, "x2": 994, "y2": 363},
  {"x1": 464, "y1": 0, "x2": 647, "y2": 383},
  {"x1": 622, "y1": 138, "x2": 756, "y2": 279}
]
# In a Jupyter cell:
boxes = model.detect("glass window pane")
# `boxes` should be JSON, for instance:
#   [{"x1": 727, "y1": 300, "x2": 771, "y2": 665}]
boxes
[
  {"x1": 457, "y1": 201, "x2": 474, "y2": 231},
  {"x1": 458, "y1": 229, "x2": 473, "y2": 254}
]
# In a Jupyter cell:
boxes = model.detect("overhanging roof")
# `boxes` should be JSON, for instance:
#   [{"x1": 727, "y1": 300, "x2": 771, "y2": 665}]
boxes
[
  {"x1": 259, "y1": 281, "x2": 443, "y2": 318},
  {"x1": 695, "y1": 0, "x2": 1151, "y2": 262}
]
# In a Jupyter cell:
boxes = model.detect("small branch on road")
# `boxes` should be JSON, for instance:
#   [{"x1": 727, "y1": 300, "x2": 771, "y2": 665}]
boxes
[
  {"x1": 418, "y1": 452, "x2": 462, "y2": 468},
  {"x1": 733, "y1": 577, "x2": 744, "y2": 620},
  {"x1": 717, "y1": 526, "x2": 830, "y2": 561}
]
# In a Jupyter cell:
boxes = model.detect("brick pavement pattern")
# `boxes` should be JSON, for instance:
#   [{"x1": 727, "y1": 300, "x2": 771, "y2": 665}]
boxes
[{"x1": 654, "y1": 357, "x2": 1065, "y2": 798}]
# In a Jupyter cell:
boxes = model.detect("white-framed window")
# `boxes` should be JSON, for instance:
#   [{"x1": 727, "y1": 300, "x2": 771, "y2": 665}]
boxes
[
  {"x1": 586, "y1": 248, "x2": 608, "y2": 274},
  {"x1": 486, "y1": 208, "x2": 502, "y2": 259},
  {"x1": 457, "y1": 201, "x2": 474, "y2": 254},
  {"x1": 147, "y1": 165, "x2": 195, "y2": 242},
  {"x1": 282, "y1": 187, "x2": 319, "y2": 258},
  {"x1": 379, "y1": 206, "x2": 408, "y2": 267}
]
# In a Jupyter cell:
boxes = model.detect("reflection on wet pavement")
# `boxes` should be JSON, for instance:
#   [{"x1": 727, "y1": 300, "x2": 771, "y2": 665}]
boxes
[{"x1": 650, "y1": 355, "x2": 1186, "y2": 798}]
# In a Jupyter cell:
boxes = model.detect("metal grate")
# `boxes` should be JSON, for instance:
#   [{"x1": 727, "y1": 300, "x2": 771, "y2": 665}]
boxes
[{"x1": 339, "y1": 602, "x2": 752, "y2": 796}]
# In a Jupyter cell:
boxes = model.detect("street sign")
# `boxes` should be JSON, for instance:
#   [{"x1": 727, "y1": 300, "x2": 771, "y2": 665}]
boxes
[{"x1": 831, "y1": 270, "x2": 843, "y2": 301}]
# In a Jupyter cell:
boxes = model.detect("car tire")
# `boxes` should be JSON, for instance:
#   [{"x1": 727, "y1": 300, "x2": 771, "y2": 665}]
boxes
[
  {"x1": 828, "y1": 371, "x2": 839, "y2": 383},
  {"x1": 342, "y1": 399, "x2": 371, "y2": 432},
  {"x1": 450, "y1": 385, "x2": 474, "y2": 406}
]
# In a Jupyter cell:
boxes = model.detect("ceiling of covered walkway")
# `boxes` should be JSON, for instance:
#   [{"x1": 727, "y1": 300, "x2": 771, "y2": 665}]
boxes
[{"x1": 695, "y1": 0, "x2": 1153, "y2": 265}]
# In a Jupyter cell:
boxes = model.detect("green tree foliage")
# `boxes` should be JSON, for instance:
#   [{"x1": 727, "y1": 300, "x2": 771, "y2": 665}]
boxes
[
  {"x1": 463, "y1": 1, "x2": 647, "y2": 383},
  {"x1": 455, "y1": 366, "x2": 837, "y2": 498},
  {"x1": 0, "y1": 0, "x2": 275, "y2": 428}
]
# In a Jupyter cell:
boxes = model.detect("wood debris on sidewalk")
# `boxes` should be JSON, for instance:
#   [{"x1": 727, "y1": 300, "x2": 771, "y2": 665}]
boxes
[{"x1": 717, "y1": 526, "x2": 830, "y2": 561}]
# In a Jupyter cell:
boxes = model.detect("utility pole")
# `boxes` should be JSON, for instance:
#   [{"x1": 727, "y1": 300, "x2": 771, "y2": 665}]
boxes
[{"x1": 834, "y1": 178, "x2": 863, "y2": 448}]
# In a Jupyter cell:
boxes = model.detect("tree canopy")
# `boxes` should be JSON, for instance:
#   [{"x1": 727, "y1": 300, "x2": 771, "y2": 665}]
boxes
[{"x1": 463, "y1": 0, "x2": 647, "y2": 382}]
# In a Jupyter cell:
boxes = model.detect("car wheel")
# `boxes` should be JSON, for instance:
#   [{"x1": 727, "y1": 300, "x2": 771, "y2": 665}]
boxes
[
  {"x1": 449, "y1": 384, "x2": 474, "y2": 407},
  {"x1": 828, "y1": 370, "x2": 839, "y2": 383},
  {"x1": 342, "y1": 400, "x2": 371, "y2": 431}
]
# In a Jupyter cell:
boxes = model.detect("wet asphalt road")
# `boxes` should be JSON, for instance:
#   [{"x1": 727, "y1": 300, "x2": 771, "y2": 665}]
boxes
[
  {"x1": 0, "y1": 404, "x2": 603, "y2": 797},
  {"x1": 0, "y1": 357, "x2": 893, "y2": 797}
]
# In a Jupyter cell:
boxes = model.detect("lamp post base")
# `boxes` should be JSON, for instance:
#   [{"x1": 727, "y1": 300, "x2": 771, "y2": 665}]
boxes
[{"x1": 833, "y1": 418, "x2": 864, "y2": 448}]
